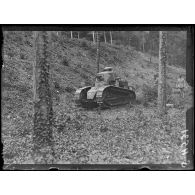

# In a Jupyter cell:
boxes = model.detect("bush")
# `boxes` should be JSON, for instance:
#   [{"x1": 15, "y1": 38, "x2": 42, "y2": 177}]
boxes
[
  {"x1": 7, "y1": 51, "x2": 14, "y2": 58},
  {"x1": 142, "y1": 84, "x2": 158, "y2": 105},
  {"x1": 142, "y1": 83, "x2": 173, "y2": 106},
  {"x1": 81, "y1": 40, "x2": 89, "y2": 49},
  {"x1": 80, "y1": 72, "x2": 89, "y2": 80},
  {"x1": 20, "y1": 53, "x2": 26, "y2": 60},
  {"x1": 88, "y1": 47, "x2": 97, "y2": 58},
  {"x1": 124, "y1": 72, "x2": 129, "y2": 78},
  {"x1": 65, "y1": 86, "x2": 75, "y2": 94},
  {"x1": 51, "y1": 33, "x2": 58, "y2": 42},
  {"x1": 62, "y1": 58, "x2": 69, "y2": 66}
]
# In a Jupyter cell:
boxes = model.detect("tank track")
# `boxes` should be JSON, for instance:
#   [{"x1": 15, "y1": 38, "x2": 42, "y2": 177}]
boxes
[
  {"x1": 75, "y1": 86, "x2": 136, "y2": 109},
  {"x1": 96, "y1": 86, "x2": 136, "y2": 108}
]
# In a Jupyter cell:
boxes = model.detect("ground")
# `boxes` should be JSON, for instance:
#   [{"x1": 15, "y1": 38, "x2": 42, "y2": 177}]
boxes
[{"x1": 2, "y1": 95, "x2": 188, "y2": 165}]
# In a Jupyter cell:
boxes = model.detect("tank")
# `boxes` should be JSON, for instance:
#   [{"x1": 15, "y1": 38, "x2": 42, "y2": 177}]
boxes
[{"x1": 74, "y1": 67, "x2": 136, "y2": 108}]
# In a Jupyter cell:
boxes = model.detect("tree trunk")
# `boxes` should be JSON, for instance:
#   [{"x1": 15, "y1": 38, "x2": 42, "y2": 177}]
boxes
[
  {"x1": 92, "y1": 31, "x2": 95, "y2": 43},
  {"x1": 142, "y1": 33, "x2": 145, "y2": 53},
  {"x1": 33, "y1": 31, "x2": 54, "y2": 164},
  {"x1": 110, "y1": 31, "x2": 113, "y2": 45},
  {"x1": 128, "y1": 33, "x2": 132, "y2": 47},
  {"x1": 158, "y1": 31, "x2": 167, "y2": 115},
  {"x1": 70, "y1": 31, "x2": 73, "y2": 39},
  {"x1": 150, "y1": 40, "x2": 154, "y2": 63},
  {"x1": 104, "y1": 31, "x2": 107, "y2": 43},
  {"x1": 96, "y1": 31, "x2": 100, "y2": 73},
  {"x1": 33, "y1": 31, "x2": 38, "y2": 104},
  {"x1": 142, "y1": 42, "x2": 145, "y2": 53},
  {"x1": 78, "y1": 32, "x2": 80, "y2": 39}
]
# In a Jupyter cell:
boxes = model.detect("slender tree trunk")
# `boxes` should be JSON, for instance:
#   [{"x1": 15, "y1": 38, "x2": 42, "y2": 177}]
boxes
[
  {"x1": 33, "y1": 31, "x2": 54, "y2": 164},
  {"x1": 110, "y1": 31, "x2": 113, "y2": 45},
  {"x1": 33, "y1": 32, "x2": 38, "y2": 104},
  {"x1": 142, "y1": 42, "x2": 145, "y2": 53},
  {"x1": 96, "y1": 31, "x2": 100, "y2": 73},
  {"x1": 158, "y1": 31, "x2": 167, "y2": 115},
  {"x1": 92, "y1": 31, "x2": 95, "y2": 43},
  {"x1": 70, "y1": 31, "x2": 73, "y2": 39},
  {"x1": 104, "y1": 31, "x2": 107, "y2": 43},
  {"x1": 78, "y1": 32, "x2": 80, "y2": 39},
  {"x1": 128, "y1": 34, "x2": 132, "y2": 47},
  {"x1": 150, "y1": 40, "x2": 153, "y2": 63},
  {"x1": 142, "y1": 33, "x2": 145, "y2": 53}
]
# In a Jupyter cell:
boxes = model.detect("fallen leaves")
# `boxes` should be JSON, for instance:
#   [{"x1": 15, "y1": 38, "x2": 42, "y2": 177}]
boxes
[{"x1": 2, "y1": 93, "x2": 187, "y2": 165}]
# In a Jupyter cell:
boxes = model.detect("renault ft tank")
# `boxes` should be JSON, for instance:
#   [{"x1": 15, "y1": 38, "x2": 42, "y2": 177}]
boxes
[{"x1": 74, "y1": 67, "x2": 136, "y2": 108}]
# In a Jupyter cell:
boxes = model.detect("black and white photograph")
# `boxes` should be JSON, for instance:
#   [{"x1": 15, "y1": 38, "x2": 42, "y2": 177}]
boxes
[{"x1": 1, "y1": 26, "x2": 194, "y2": 170}]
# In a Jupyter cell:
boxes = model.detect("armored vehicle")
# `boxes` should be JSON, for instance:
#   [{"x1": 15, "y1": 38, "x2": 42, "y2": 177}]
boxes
[{"x1": 75, "y1": 67, "x2": 136, "y2": 108}]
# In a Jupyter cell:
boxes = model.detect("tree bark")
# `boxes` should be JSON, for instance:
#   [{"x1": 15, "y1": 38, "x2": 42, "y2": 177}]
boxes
[
  {"x1": 142, "y1": 42, "x2": 145, "y2": 53},
  {"x1": 110, "y1": 31, "x2": 113, "y2": 45},
  {"x1": 78, "y1": 31, "x2": 80, "y2": 39},
  {"x1": 92, "y1": 31, "x2": 95, "y2": 43},
  {"x1": 128, "y1": 33, "x2": 132, "y2": 47},
  {"x1": 96, "y1": 31, "x2": 100, "y2": 73},
  {"x1": 33, "y1": 31, "x2": 38, "y2": 104},
  {"x1": 150, "y1": 40, "x2": 154, "y2": 63},
  {"x1": 142, "y1": 33, "x2": 145, "y2": 53},
  {"x1": 70, "y1": 31, "x2": 73, "y2": 39},
  {"x1": 33, "y1": 31, "x2": 54, "y2": 164},
  {"x1": 104, "y1": 31, "x2": 107, "y2": 43},
  {"x1": 158, "y1": 31, "x2": 167, "y2": 115}
]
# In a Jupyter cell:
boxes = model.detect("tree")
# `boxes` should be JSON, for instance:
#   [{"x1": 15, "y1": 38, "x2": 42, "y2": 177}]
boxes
[
  {"x1": 110, "y1": 31, "x2": 113, "y2": 45},
  {"x1": 70, "y1": 31, "x2": 73, "y2": 39},
  {"x1": 78, "y1": 31, "x2": 80, "y2": 39},
  {"x1": 33, "y1": 31, "x2": 54, "y2": 163},
  {"x1": 96, "y1": 31, "x2": 100, "y2": 73},
  {"x1": 128, "y1": 32, "x2": 134, "y2": 47},
  {"x1": 104, "y1": 31, "x2": 107, "y2": 43},
  {"x1": 92, "y1": 31, "x2": 95, "y2": 43},
  {"x1": 142, "y1": 32, "x2": 145, "y2": 53},
  {"x1": 158, "y1": 31, "x2": 167, "y2": 115},
  {"x1": 33, "y1": 32, "x2": 38, "y2": 107}
]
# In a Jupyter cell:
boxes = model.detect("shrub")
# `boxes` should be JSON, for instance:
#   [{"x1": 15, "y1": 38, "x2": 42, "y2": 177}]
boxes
[
  {"x1": 51, "y1": 33, "x2": 58, "y2": 42},
  {"x1": 20, "y1": 53, "x2": 26, "y2": 60},
  {"x1": 80, "y1": 72, "x2": 89, "y2": 80},
  {"x1": 140, "y1": 74, "x2": 144, "y2": 79},
  {"x1": 77, "y1": 63, "x2": 82, "y2": 68},
  {"x1": 85, "y1": 80, "x2": 93, "y2": 86},
  {"x1": 88, "y1": 47, "x2": 97, "y2": 58},
  {"x1": 65, "y1": 86, "x2": 75, "y2": 94},
  {"x1": 166, "y1": 84, "x2": 173, "y2": 103},
  {"x1": 142, "y1": 84, "x2": 158, "y2": 105},
  {"x1": 142, "y1": 83, "x2": 173, "y2": 106},
  {"x1": 7, "y1": 51, "x2": 14, "y2": 58},
  {"x1": 124, "y1": 72, "x2": 129, "y2": 78},
  {"x1": 62, "y1": 58, "x2": 69, "y2": 66},
  {"x1": 81, "y1": 40, "x2": 89, "y2": 49}
]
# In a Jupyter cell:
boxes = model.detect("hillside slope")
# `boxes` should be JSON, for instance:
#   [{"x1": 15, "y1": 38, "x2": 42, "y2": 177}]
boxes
[
  {"x1": 2, "y1": 31, "x2": 187, "y2": 115},
  {"x1": 2, "y1": 31, "x2": 192, "y2": 165}
]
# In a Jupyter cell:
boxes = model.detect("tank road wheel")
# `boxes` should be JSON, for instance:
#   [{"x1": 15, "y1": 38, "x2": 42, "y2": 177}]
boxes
[{"x1": 97, "y1": 103, "x2": 103, "y2": 114}]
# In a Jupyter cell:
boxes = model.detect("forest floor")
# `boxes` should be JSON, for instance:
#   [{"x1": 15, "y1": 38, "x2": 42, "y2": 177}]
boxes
[{"x1": 2, "y1": 94, "x2": 189, "y2": 165}]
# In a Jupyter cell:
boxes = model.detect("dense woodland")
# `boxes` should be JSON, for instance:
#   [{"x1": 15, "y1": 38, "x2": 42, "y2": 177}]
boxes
[{"x1": 2, "y1": 30, "x2": 192, "y2": 166}]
